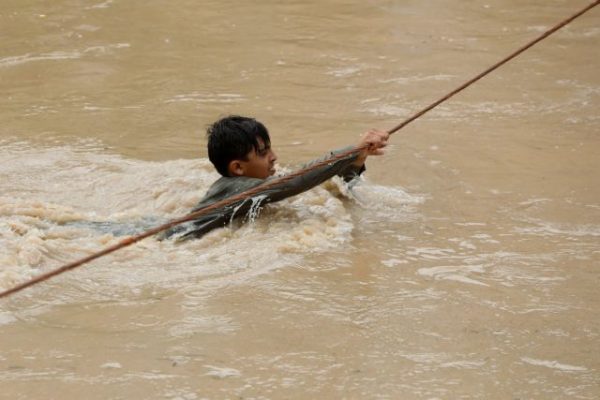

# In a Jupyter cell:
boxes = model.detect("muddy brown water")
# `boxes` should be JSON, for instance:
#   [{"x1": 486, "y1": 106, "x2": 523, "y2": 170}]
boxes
[{"x1": 1, "y1": 1, "x2": 599, "y2": 399}]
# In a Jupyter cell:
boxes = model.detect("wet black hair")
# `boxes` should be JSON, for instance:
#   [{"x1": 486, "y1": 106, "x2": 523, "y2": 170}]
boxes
[{"x1": 206, "y1": 115, "x2": 271, "y2": 177}]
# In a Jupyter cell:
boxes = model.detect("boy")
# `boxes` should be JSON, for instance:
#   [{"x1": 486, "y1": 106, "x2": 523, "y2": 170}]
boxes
[{"x1": 164, "y1": 115, "x2": 389, "y2": 240}]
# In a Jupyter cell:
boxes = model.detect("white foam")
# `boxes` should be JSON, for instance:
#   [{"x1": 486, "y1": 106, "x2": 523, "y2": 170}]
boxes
[
  {"x1": 400, "y1": 352, "x2": 447, "y2": 364},
  {"x1": 407, "y1": 247, "x2": 456, "y2": 259},
  {"x1": 326, "y1": 66, "x2": 361, "y2": 77},
  {"x1": 2, "y1": 143, "x2": 413, "y2": 299},
  {"x1": 0, "y1": 312, "x2": 17, "y2": 326},
  {"x1": 204, "y1": 365, "x2": 241, "y2": 379},
  {"x1": 0, "y1": 52, "x2": 81, "y2": 68},
  {"x1": 515, "y1": 222, "x2": 600, "y2": 237},
  {"x1": 521, "y1": 357, "x2": 587, "y2": 372},
  {"x1": 164, "y1": 92, "x2": 245, "y2": 104},
  {"x1": 100, "y1": 362, "x2": 122, "y2": 369},
  {"x1": 440, "y1": 360, "x2": 486, "y2": 369},
  {"x1": 89, "y1": 0, "x2": 114, "y2": 9},
  {"x1": 417, "y1": 265, "x2": 488, "y2": 286},
  {"x1": 381, "y1": 258, "x2": 407, "y2": 267},
  {"x1": 379, "y1": 74, "x2": 455, "y2": 85},
  {"x1": 0, "y1": 44, "x2": 129, "y2": 68}
]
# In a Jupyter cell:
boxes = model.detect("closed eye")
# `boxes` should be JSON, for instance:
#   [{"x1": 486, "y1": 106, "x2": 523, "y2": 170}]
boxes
[{"x1": 257, "y1": 146, "x2": 270, "y2": 157}]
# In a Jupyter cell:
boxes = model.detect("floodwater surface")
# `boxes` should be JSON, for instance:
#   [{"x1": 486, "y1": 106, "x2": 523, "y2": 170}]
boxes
[{"x1": 1, "y1": 0, "x2": 599, "y2": 399}]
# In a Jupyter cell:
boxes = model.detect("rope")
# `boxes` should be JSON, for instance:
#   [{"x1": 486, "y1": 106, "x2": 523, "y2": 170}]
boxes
[
  {"x1": 1, "y1": 0, "x2": 598, "y2": 299},
  {"x1": 0, "y1": 145, "x2": 367, "y2": 299},
  {"x1": 387, "y1": 0, "x2": 599, "y2": 135}
]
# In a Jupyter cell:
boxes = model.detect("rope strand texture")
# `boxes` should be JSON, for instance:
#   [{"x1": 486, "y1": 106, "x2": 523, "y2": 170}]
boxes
[{"x1": 1, "y1": 0, "x2": 598, "y2": 299}]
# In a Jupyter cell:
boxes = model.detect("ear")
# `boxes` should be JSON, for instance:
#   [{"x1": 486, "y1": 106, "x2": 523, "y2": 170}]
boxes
[{"x1": 227, "y1": 160, "x2": 245, "y2": 176}]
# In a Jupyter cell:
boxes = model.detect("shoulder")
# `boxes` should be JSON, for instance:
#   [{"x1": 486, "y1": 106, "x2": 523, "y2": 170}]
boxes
[{"x1": 203, "y1": 176, "x2": 265, "y2": 200}]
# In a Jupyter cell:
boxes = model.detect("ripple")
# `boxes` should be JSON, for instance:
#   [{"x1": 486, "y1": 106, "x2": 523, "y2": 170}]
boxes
[
  {"x1": 521, "y1": 357, "x2": 587, "y2": 372},
  {"x1": 0, "y1": 44, "x2": 130, "y2": 68}
]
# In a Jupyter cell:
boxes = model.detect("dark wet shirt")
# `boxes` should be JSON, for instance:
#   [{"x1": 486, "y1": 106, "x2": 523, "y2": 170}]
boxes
[{"x1": 163, "y1": 147, "x2": 365, "y2": 241}]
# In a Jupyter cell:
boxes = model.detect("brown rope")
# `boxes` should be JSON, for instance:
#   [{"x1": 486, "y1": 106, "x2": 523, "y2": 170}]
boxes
[
  {"x1": 388, "y1": 0, "x2": 600, "y2": 135},
  {"x1": 1, "y1": 0, "x2": 598, "y2": 299},
  {"x1": 0, "y1": 145, "x2": 367, "y2": 299}
]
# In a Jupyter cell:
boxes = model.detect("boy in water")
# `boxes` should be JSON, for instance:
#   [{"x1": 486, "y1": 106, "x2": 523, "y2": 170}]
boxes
[{"x1": 164, "y1": 115, "x2": 389, "y2": 240}]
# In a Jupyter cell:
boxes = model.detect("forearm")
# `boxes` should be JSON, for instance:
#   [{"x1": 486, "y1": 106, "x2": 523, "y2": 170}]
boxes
[{"x1": 261, "y1": 147, "x2": 362, "y2": 202}]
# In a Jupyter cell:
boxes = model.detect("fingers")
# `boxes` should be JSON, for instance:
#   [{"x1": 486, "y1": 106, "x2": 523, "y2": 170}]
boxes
[
  {"x1": 356, "y1": 128, "x2": 390, "y2": 161},
  {"x1": 362, "y1": 129, "x2": 389, "y2": 155}
]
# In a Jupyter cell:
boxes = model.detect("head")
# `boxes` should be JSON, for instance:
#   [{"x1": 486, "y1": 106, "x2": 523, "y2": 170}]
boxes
[{"x1": 207, "y1": 115, "x2": 277, "y2": 179}]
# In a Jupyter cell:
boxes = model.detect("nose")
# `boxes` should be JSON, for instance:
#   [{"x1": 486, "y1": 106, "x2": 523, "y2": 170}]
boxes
[{"x1": 269, "y1": 149, "x2": 277, "y2": 163}]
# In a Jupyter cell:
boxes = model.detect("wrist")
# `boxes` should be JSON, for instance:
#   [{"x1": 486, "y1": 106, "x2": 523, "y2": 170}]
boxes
[{"x1": 353, "y1": 153, "x2": 367, "y2": 167}]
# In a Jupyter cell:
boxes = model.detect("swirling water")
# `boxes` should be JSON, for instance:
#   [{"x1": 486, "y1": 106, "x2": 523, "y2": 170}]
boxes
[{"x1": 1, "y1": 0, "x2": 599, "y2": 399}]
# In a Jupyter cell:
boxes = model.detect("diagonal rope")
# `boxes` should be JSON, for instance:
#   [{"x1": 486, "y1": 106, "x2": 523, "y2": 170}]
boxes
[
  {"x1": 1, "y1": 0, "x2": 598, "y2": 299},
  {"x1": 387, "y1": 0, "x2": 600, "y2": 135}
]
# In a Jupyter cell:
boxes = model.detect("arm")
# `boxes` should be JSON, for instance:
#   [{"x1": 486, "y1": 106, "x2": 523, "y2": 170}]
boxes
[
  {"x1": 168, "y1": 129, "x2": 389, "y2": 241},
  {"x1": 189, "y1": 129, "x2": 390, "y2": 219}
]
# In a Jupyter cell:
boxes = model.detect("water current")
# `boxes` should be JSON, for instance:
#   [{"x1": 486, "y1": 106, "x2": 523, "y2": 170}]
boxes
[{"x1": 1, "y1": 0, "x2": 599, "y2": 399}]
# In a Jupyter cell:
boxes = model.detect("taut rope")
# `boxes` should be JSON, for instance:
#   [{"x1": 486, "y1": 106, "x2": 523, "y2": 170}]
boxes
[
  {"x1": 1, "y1": 0, "x2": 598, "y2": 299},
  {"x1": 387, "y1": 0, "x2": 600, "y2": 135}
]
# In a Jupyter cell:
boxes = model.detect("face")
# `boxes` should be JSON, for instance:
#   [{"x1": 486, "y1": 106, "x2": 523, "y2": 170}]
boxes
[{"x1": 230, "y1": 137, "x2": 277, "y2": 179}]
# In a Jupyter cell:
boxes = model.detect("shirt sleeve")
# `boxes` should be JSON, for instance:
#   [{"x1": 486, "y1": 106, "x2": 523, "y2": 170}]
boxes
[
  {"x1": 164, "y1": 146, "x2": 364, "y2": 241},
  {"x1": 258, "y1": 146, "x2": 364, "y2": 203}
]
